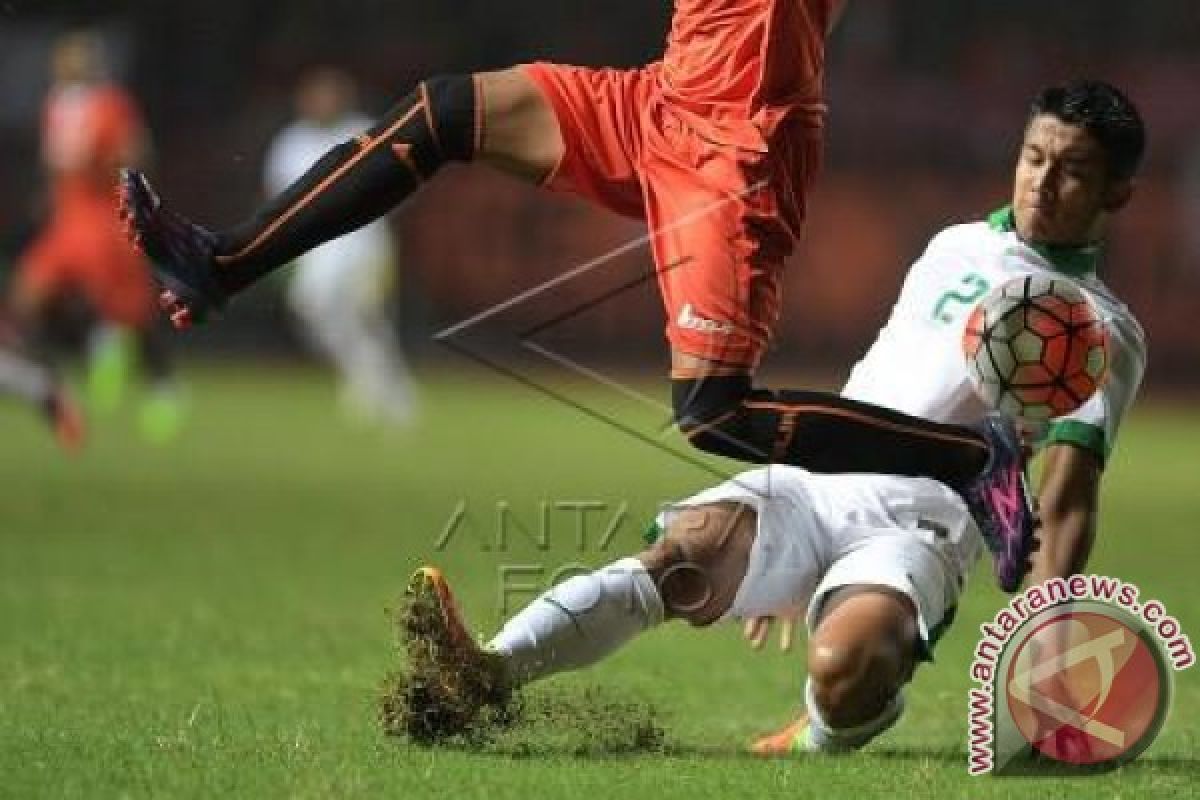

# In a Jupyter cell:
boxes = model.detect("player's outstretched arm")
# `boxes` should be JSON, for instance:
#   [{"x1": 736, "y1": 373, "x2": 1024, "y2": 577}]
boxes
[{"x1": 1027, "y1": 443, "x2": 1102, "y2": 584}]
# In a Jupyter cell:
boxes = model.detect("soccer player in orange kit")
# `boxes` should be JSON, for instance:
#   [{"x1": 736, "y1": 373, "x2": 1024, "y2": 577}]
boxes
[
  {"x1": 121, "y1": 0, "x2": 1035, "y2": 588},
  {"x1": 16, "y1": 31, "x2": 180, "y2": 439}
]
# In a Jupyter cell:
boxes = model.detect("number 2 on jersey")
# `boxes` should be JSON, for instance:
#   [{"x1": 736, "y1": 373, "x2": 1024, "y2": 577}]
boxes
[{"x1": 932, "y1": 272, "x2": 990, "y2": 324}]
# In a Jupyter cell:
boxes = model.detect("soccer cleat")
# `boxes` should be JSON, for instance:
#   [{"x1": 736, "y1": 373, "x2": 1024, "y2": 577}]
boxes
[
  {"x1": 139, "y1": 386, "x2": 187, "y2": 445},
  {"x1": 86, "y1": 327, "x2": 134, "y2": 413},
  {"x1": 966, "y1": 412, "x2": 1036, "y2": 593},
  {"x1": 43, "y1": 386, "x2": 86, "y2": 453},
  {"x1": 750, "y1": 714, "x2": 811, "y2": 756},
  {"x1": 117, "y1": 169, "x2": 226, "y2": 328},
  {"x1": 404, "y1": 566, "x2": 477, "y2": 652},
  {"x1": 383, "y1": 566, "x2": 511, "y2": 743}
]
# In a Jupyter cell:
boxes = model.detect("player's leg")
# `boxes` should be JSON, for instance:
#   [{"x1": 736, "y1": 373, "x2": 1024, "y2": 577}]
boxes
[
  {"x1": 350, "y1": 306, "x2": 417, "y2": 423},
  {"x1": 79, "y1": 229, "x2": 184, "y2": 437},
  {"x1": 750, "y1": 587, "x2": 919, "y2": 755},
  {"x1": 487, "y1": 501, "x2": 755, "y2": 685},
  {"x1": 752, "y1": 522, "x2": 965, "y2": 756},
  {"x1": 673, "y1": 352, "x2": 992, "y2": 486},
  {"x1": 673, "y1": 360, "x2": 1031, "y2": 591},
  {"x1": 0, "y1": 342, "x2": 85, "y2": 450},
  {"x1": 289, "y1": 247, "x2": 415, "y2": 423},
  {"x1": 2, "y1": 251, "x2": 86, "y2": 450},
  {"x1": 803, "y1": 587, "x2": 918, "y2": 749},
  {"x1": 120, "y1": 67, "x2": 563, "y2": 323},
  {"x1": 389, "y1": 463, "x2": 854, "y2": 742},
  {"x1": 133, "y1": 324, "x2": 186, "y2": 443},
  {"x1": 389, "y1": 500, "x2": 758, "y2": 741}
]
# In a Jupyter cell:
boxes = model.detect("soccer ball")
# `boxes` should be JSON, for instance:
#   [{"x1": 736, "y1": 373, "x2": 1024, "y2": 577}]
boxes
[{"x1": 963, "y1": 275, "x2": 1109, "y2": 421}]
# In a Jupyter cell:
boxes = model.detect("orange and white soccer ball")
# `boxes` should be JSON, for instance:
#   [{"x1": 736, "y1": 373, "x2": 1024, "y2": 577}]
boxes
[{"x1": 963, "y1": 275, "x2": 1109, "y2": 421}]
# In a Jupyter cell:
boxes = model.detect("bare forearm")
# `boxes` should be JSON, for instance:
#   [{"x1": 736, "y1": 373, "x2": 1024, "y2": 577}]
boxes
[
  {"x1": 1029, "y1": 508, "x2": 1096, "y2": 584},
  {"x1": 1026, "y1": 443, "x2": 1102, "y2": 586}
]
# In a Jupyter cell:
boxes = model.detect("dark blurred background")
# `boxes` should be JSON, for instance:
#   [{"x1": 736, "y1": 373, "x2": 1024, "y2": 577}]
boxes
[{"x1": 2, "y1": 1, "x2": 1198, "y2": 382}]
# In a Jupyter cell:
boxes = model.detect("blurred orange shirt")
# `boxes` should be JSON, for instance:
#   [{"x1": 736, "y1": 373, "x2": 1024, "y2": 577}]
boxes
[
  {"x1": 659, "y1": 0, "x2": 842, "y2": 151},
  {"x1": 42, "y1": 82, "x2": 142, "y2": 212},
  {"x1": 18, "y1": 82, "x2": 152, "y2": 327}
]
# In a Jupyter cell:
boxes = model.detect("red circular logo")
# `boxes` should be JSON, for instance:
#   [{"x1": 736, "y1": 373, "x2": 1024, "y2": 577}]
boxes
[{"x1": 1005, "y1": 610, "x2": 1164, "y2": 765}]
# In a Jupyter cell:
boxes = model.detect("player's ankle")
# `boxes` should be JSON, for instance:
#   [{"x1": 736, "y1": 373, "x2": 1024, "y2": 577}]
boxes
[{"x1": 804, "y1": 679, "x2": 905, "y2": 753}]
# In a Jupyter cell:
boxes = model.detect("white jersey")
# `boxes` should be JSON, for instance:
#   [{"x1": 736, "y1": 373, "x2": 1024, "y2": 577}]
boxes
[
  {"x1": 842, "y1": 209, "x2": 1147, "y2": 463},
  {"x1": 264, "y1": 114, "x2": 396, "y2": 278}
]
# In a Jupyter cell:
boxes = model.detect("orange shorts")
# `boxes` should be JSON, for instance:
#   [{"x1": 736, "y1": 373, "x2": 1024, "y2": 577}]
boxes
[
  {"x1": 523, "y1": 62, "x2": 821, "y2": 369},
  {"x1": 16, "y1": 201, "x2": 154, "y2": 329}
]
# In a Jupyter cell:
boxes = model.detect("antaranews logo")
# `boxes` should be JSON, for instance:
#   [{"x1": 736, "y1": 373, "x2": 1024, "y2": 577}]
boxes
[{"x1": 967, "y1": 575, "x2": 1194, "y2": 776}]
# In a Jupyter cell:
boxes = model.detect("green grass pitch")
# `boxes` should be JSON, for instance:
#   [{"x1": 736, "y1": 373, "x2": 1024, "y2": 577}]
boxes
[{"x1": 2, "y1": 365, "x2": 1197, "y2": 797}]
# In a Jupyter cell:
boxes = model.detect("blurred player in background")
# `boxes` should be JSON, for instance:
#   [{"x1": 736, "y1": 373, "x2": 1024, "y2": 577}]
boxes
[
  {"x1": 13, "y1": 31, "x2": 182, "y2": 443},
  {"x1": 121, "y1": 0, "x2": 1035, "y2": 586},
  {"x1": 265, "y1": 68, "x2": 415, "y2": 424},
  {"x1": 391, "y1": 80, "x2": 1149, "y2": 758}
]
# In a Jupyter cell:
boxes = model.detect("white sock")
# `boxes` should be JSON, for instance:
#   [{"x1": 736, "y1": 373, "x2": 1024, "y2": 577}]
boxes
[
  {"x1": 0, "y1": 350, "x2": 52, "y2": 405},
  {"x1": 487, "y1": 557, "x2": 664, "y2": 686},
  {"x1": 803, "y1": 677, "x2": 905, "y2": 753}
]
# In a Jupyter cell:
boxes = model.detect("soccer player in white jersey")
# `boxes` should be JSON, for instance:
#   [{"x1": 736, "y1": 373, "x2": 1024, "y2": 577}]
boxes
[
  {"x1": 264, "y1": 68, "x2": 415, "y2": 423},
  {"x1": 387, "y1": 80, "x2": 1148, "y2": 754},
  {"x1": 743, "y1": 78, "x2": 1147, "y2": 754}
]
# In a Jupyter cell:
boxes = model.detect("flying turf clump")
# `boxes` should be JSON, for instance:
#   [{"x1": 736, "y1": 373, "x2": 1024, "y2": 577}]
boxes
[
  {"x1": 378, "y1": 577, "x2": 666, "y2": 754},
  {"x1": 378, "y1": 583, "x2": 514, "y2": 745},
  {"x1": 485, "y1": 686, "x2": 667, "y2": 758}
]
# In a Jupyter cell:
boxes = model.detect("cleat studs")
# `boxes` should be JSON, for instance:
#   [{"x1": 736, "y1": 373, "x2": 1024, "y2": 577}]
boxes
[{"x1": 170, "y1": 308, "x2": 193, "y2": 329}]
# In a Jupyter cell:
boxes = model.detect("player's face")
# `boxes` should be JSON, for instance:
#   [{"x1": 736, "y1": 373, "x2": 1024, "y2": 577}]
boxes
[
  {"x1": 52, "y1": 34, "x2": 102, "y2": 84},
  {"x1": 1012, "y1": 115, "x2": 1128, "y2": 246},
  {"x1": 297, "y1": 72, "x2": 354, "y2": 126}
]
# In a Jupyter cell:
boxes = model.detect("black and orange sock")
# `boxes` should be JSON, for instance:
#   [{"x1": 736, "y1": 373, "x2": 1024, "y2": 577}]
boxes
[
  {"x1": 672, "y1": 376, "x2": 989, "y2": 492},
  {"x1": 213, "y1": 74, "x2": 481, "y2": 293}
]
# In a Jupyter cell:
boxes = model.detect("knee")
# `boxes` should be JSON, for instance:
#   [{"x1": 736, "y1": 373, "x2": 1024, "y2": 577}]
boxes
[
  {"x1": 416, "y1": 74, "x2": 478, "y2": 162},
  {"x1": 642, "y1": 503, "x2": 755, "y2": 627},
  {"x1": 808, "y1": 639, "x2": 905, "y2": 728}
]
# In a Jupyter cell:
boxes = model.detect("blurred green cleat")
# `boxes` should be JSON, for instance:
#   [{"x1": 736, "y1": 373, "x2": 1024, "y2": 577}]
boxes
[
  {"x1": 139, "y1": 385, "x2": 186, "y2": 444},
  {"x1": 86, "y1": 326, "x2": 135, "y2": 413}
]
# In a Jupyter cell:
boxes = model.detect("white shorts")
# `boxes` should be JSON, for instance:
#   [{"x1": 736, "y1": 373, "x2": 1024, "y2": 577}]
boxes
[{"x1": 656, "y1": 466, "x2": 983, "y2": 657}]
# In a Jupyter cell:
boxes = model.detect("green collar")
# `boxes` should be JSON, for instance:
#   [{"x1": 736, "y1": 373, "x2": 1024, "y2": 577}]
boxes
[{"x1": 987, "y1": 206, "x2": 1101, "y2": 277}]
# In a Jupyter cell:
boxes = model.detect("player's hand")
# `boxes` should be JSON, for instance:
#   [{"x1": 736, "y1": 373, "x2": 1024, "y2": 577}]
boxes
[{"x1": 743, "y1": 611, "x2": 800, "y2": 652}]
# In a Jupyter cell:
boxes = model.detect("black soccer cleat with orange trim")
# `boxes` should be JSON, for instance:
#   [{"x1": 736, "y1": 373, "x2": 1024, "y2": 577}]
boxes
[{"x1": 118, "y1": 169, "x2": 227, "y2": 329}]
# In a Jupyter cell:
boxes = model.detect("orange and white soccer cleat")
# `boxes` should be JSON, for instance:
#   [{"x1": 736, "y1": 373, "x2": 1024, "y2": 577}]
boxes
[
  {"x1": 751, "y1": 714, "x2": 811, "y2": 756},
  {"x1": 391, "y1": 566, "x2": 511, "y2": 743}
]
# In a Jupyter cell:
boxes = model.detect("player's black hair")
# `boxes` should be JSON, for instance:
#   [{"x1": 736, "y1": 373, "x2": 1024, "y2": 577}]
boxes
[{"x1": 1029, "y1": 80, "x2": 1146, "y2": 181}]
